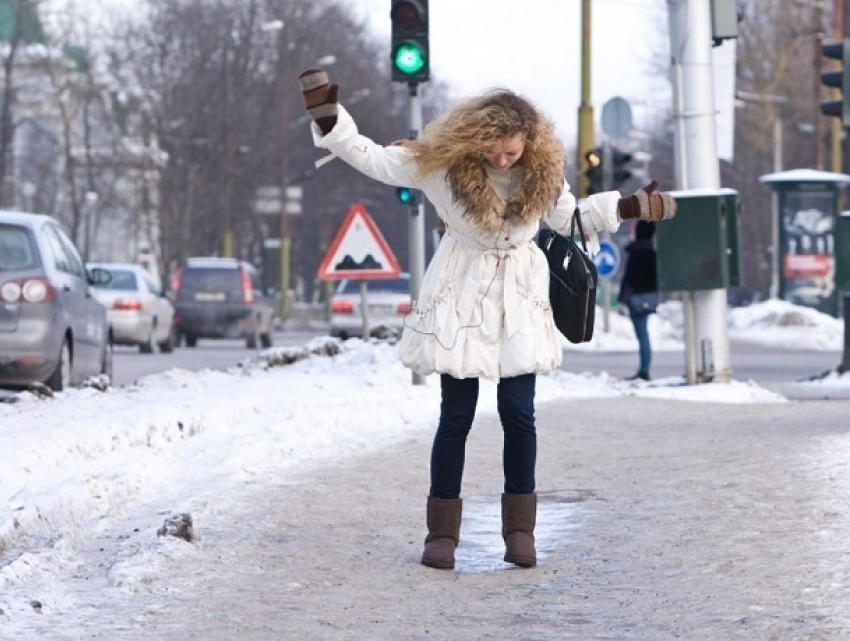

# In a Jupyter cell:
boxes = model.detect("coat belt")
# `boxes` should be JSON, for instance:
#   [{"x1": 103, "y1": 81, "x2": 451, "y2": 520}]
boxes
[{"x1": 445, "y1": 230, "x2": 523, "y2": 338}]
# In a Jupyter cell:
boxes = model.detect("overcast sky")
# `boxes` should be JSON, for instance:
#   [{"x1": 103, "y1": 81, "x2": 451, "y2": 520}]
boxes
[
  {"x1": 352, "y1": 0, "x2": 672, "y2": 144},
  {"x1": 52, "y1": 0, "x2": 670, "y2": 146}
]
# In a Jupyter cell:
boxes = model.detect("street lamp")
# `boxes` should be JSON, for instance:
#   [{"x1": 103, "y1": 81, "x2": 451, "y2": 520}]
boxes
[{"x1": 262, "y1": 19, "x2": 336, "y2": 319}]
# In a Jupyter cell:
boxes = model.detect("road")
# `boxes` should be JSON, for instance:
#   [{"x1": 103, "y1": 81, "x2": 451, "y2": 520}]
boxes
[
  {"x1": 560, "y1": 341, "x2": 841, "y2": 384},
  {"x1": 111, "y1": 326, "x2": 846, "y2": 395},
  {"x1": 110, "y1": 330, "x2": 323, "y2": 387}
]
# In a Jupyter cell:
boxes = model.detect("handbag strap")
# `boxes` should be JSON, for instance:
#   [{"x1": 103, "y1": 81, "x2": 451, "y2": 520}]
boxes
[{"x1": 569, "y1": 208, "x2": 589, "y2": 253}]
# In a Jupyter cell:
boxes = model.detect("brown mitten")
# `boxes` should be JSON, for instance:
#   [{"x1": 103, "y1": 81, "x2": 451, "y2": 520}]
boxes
[
  {"x1": 298, "y1": 68, "x2": 339, "y2": 136},
  {"x1": 617, "y1": 180, "x2": 677, "y2": 222}
]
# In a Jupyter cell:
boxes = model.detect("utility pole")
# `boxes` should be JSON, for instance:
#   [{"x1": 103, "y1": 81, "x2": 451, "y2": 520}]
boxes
[
  {"x1": 667, "y1": 0, "x2": 732, "y2": 383},
  {"x1": 391, "y1": 0, "x2": 429, "y2": 386},
  {"x1": 406, "y1": 83, "x2": 426, "y2": 386},
  {"x1": 831, "y1": 0, "x2": 845, "y2": 174},
  {"x1": 221, "y1": 33, "x2": 234, "y2": 258},
  {"x1": 816, "y1": 0, "x2": 826, "y2": 170},
  {"x1": 577, "y1": 0, "x2": 594, "y2": 196}
]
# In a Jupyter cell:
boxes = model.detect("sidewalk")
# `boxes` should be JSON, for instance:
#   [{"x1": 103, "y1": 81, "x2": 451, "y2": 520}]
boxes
[{"x1": 44, "y1": 395, "x2": 850, "y2": 639}]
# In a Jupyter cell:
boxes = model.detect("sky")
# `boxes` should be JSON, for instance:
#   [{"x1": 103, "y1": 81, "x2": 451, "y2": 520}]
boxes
[
  {"x1": 353, "y1": 0, "x2": 672, "y2": 145},
  {"x1": 49, "y1": 0, "x2": 672, "y2": 148},
  {"x1": 1, "y1": 298, "x2": 849, "y2": 633}
]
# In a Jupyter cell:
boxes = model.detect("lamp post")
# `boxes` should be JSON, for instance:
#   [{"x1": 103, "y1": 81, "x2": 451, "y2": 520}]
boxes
[
  {"x1": 262, "y1": 19, "x2": 338, "y2": 320},
  {"x1": 262, "y1": 20, "x2": 293, "y2": 318}
]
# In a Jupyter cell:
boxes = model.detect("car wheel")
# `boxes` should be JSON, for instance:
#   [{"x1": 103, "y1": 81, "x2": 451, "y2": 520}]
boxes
[
  {"x1": 159, "y1": 326, "x2": 176, "y2": 353},
  {"x1": 246, "y1": 324, "x2": 259, "y2": 349},
  {"x1": 139, "y1": 324, "x2": 155, "y2": 354},
  {"x1": 100, "y1": 337, "x2": 114, "y2": 381},
  {"x1": 45, "y1": 339, "x2": 72, "y2": 392}
]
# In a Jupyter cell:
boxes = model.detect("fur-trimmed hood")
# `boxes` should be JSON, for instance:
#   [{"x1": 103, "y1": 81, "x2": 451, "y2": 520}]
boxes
[{"x1": 445, "y1": 145, "x2": 566, "y2": 234}]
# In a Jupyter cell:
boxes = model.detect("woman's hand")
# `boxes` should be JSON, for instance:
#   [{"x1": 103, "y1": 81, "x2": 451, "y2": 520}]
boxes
[
  {"x1": 298, "y1": 68, "x2": 339, "y2": 136},
  {"x1": 616, "y1": 180, "x2": 677, "y2": 222}
]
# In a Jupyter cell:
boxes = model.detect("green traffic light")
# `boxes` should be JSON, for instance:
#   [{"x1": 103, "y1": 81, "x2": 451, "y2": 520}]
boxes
[
  {"x1": 397, "y1": 187, "x2": 414, "y2": 204},
  {"x1": 393, "y1": 42, "x2": 426, "y2": 75}
]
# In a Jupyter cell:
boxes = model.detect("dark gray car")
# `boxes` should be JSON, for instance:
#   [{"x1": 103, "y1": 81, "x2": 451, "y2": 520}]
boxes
[
  {"x1": 172, "y1": 257, "x2": 275, "y2": 349},
  {"x1": 0, "y1": 211, "x2": 112, "y2": 391}
]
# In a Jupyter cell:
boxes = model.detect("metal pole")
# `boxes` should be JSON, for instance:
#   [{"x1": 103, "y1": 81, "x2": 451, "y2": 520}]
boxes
[
  {"x1": 769, "y1": 118, "x2": 782, "y2": 300},
  {"x1": 279, "y1": 46, "x2": 291, "y2": 320},
  {"x1": 577, "y1": 0, "x2": 594, "y2": 197},
  {"x1": 815, "y1": 0, "x2": 825, "y2": 170},
  {"x1": 667, "y1": 0, "x2": 731, "y2": 384},
  {"x1": 408, "y1": 83, "x2": 426, "y2": 385},
  {"x1": 600, "y1": 142, "x2": 613, "y2": 333},
  {"x1": 830, "y1": 0, "x2": 844, "y2": 174},
  {"x1": 360, "y1": 280, "x2": 371, "y2": 340},
  {"x1": 842, "y1": 293, "x2": 850, "y2": 372},
  {"x1": 222, "y1": 35, "x2": 234, "y2": 258}
]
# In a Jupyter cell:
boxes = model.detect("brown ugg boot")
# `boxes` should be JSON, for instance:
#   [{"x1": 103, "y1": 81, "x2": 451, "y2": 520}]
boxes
[
  {"x1": 502, "y1": 492, "x2": 537, "y2": 568},
  {"x1": 421, "y1": 497, "x2": 462, "y2": 570}
]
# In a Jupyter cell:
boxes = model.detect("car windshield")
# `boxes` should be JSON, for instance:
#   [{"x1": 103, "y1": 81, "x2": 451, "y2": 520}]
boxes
[
  {"x1": 336, "y1": 277, "x2": 410, "y2": 295},
  {"x1": 95, "y1": 269, "x2": 138, "y2": 290},
  {"x1": 178, "y1": 267, "x2": 242, "y2": 298},
  {"x1": 0, "y1": 226, "x2": 37, "y2": 271}
]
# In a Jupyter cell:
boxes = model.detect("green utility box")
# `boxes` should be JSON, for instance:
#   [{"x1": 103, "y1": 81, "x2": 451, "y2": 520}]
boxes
[
  {"x1": 656, "y1": 189, "x2": 741, "y2": 292},
  {"x1": 837, "y1": 212, "x2": 850, "y2": 297}
]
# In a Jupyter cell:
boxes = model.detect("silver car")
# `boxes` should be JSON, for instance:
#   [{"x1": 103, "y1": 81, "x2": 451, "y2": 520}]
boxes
[
  {"x1": 329, "y1": 274, "x2": 412, "y2": 339},
  {"x1": 0, "y1": 211, "x2": 112, "y2": 391},
  {"x1": 88, "y1": 262, "x2": 177, "y2": 353}
]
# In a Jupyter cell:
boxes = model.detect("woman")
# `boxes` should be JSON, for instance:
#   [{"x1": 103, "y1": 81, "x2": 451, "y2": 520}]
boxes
[
  {"x1": 619, "y1": 220, "x2": 659, "y2": 381},
  {"x1": 298, "y1": 68, "x2": 676, "y2": 570}
]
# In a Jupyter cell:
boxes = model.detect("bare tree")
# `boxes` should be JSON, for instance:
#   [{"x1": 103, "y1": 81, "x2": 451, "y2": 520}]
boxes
[{"x1": 113, "y1": 0, "x2": 449, "y2": 298}]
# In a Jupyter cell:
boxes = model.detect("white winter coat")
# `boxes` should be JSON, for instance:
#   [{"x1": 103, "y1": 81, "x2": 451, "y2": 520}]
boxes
[{"x1": 313, "y1": 106, "x2": 623, "y2": 380}]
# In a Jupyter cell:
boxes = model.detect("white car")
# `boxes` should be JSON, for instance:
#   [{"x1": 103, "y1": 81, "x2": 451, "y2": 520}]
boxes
[
  {"x1": 329, "y1": 274, "x2": 412, "y2": 339},
  {"x1": 88, "y1": 262, "x2": 177, "y2": 353}
]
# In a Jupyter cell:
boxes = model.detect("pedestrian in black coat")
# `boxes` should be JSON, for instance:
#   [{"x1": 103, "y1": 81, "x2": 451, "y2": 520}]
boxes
[{"x1": 618, "y1": 220, "x2": 658, "y2": 380}]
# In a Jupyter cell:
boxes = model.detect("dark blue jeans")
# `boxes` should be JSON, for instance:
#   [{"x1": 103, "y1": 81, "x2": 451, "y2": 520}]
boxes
[
  {"x1": 630, "y1": 311, "x2": 652, "y2": 375},
  {"x1": 429, "y1": 373, "x2": 537, "y2": 499}
]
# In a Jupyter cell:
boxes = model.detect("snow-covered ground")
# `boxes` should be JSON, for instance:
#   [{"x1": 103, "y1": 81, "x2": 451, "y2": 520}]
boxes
[{"x1": 0, "y1": 299, "x2": 847, "y2": 631}]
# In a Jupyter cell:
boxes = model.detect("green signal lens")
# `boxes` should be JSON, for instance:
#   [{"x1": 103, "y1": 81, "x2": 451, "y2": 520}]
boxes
[
  {"x1": 393, "y1": 42, "x2": 426, "y2": 75},
  {"x1": 396, "y1": 187, "x2": 414, "y2": 204}
]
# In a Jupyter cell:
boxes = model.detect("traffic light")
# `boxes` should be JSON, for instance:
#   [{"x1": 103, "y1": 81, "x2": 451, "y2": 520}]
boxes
[
  {"x1": 584, "y1": 148, "x2": 603, "y2": 196},
  {"x1": 821, "y1": 38, "x2": 850, "y2": 126},
  {"x1": 390, "y1": 0, "x2": 429, "y2": 83},
  {"x1": 396, "y1": 186, "x2": 416, "y2": 205},
  {"x1": 611, "y1": 148, "x2": 634, "y2": 190}
]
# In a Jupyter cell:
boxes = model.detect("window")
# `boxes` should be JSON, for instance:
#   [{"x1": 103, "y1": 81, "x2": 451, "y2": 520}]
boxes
[
  {"x1": 336, "y1": 275, "x2": 411, "y2": 295},
  {"x1": 42, "y1": 225, "x2": 71, "y2": 273},
  {"x1": 0, "y1": 226, "x2": 37, "y2": 270},
  {"x1": 53, "y1": 227, "x2": 87, "y2": 280}
]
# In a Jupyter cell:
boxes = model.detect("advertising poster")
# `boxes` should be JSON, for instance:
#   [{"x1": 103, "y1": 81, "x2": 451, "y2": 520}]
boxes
[{"x1": 781, "y1": 190, "x2": 835, "y2": 315}]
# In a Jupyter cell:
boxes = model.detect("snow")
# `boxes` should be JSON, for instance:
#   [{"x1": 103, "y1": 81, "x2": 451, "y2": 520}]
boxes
[{"x1": 0, "y1": 298, "x2": 847, "y2": 629}]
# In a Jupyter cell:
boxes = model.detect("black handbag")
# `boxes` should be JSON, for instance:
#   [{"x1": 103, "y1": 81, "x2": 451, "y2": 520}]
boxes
[
  {"x1": 536, "y1": 210, "x2": 597, "y2": 343},
  {"x1": 628, "y1": 291, "x2": 659, "y2": 315}
]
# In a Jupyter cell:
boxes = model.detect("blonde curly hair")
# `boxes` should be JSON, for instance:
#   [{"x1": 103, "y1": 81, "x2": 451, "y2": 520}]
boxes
[{"x1": 397, "y1": 89, "x2": 566, "y2": 232}]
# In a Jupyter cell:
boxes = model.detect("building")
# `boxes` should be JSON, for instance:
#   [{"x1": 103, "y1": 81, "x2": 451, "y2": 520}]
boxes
[{"x1": 0, "y1": 0, "x2": 166, "y2": 284}]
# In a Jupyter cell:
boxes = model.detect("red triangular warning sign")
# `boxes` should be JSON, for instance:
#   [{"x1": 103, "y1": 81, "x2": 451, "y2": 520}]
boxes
[{"x1": 317, "y1": 204, "x2": 401, "y2": 281}]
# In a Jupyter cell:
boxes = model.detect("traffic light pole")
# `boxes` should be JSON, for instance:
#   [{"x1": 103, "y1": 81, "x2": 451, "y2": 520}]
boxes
[
  {"x1": 668, "y1": 0, "x2": 732, "y2": 384},
  {"x1": 577, "y1": 0, "x2": 594, "y2": 197},
  {"x1": 407, "y1": 82, "x2": 426, "y2": 386}
]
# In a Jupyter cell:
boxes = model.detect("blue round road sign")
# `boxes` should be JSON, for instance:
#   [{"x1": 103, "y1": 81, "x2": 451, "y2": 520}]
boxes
[{"x1": 593, "y1": 240, "x2": 620, "y2": 279}]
